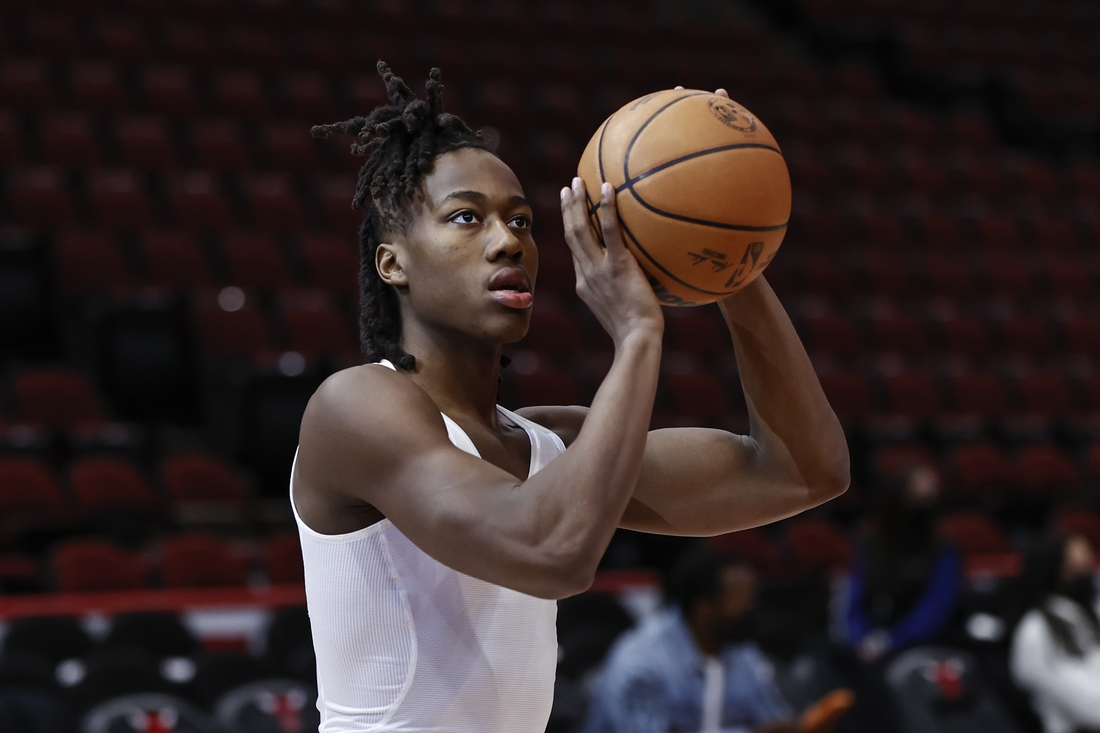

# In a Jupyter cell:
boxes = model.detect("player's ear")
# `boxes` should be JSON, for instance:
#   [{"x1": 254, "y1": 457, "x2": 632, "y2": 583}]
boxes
[{"x1": 376, "y1": 243, "x2": 409, "y2": 288}]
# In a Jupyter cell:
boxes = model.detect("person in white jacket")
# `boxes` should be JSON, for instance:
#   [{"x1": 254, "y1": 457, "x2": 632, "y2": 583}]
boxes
[{"x1": 1010, "y1": 533, "x2": 1100, "y2": 733}]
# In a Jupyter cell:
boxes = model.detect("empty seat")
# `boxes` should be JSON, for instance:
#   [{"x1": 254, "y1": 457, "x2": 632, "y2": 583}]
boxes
[
  {"x1": 27, "y1": 12, "x2": 83, "y2": 61},
  {"x1": 213, "y1": 70, "x2": 269, "y2": 120},
  {"x1": 870, "y1": 316, "x2": 929, "y2": 356},
  {"x1": 785, "y1": 517, "x2": 851, "y2": 575},
  {"x1": 0, "y1": 110, "x2": 21, "y2": 165},
  {"x1": 282, "y1": 73, "x2": 337, "y2": 124},
  {"x1": 938, "y1": 512, "x2": 1012, "y2": 556},
  {"x1": 979, "y1": 253, "x2": 1033, "y2": 297},
  {"x1": 818, "y1": 372, "x2": 874, "y2": 420},
  {"x1": 262, "y1": 121, "x2": 322, "y2": 174},
  {"x1": 871, "y1": 443, "x2": 938, "y2": 479},
  {"x1": 161, "y1": 453, "x2": 249, "y2": 508},
  {"x1": 945, "y1": 442, "x2": 1016, "y2": 494},
  {"x1": 13, "y1": 367, "x2": 105, "y2": 427},
  {"x1": 1061, "y1": 318, "x2": 1100, "y2": 355},
  {"x1": 0, "y1": 59, "x2": 55, "y2": 111},
  {"x1": 298, "y1": 234, "x2": 358, "y2": 293},
  {"x1": 998, "y1": 317, "x2": 1050, "y2": 356},
  {"x1": 802, "y1": 315, "x2": 863, "y2": 356},
  {"x1": 54, "y1": 230, "x2": 131, "y2": 296},
  {"x1": 1014, "y1": 374, "x2": 1073, "y2": 418},
  {"x1": 923, "y1": 254, "x2": 976, "y2": 298},
  {"x1": 141, "y1": 65, "x2": 201, "y2": 117},
  {"x1": 277, "y1": 289, "x2": 356, "y2": 356},
  {"x1": 88, "y1": 169, "x2": 156, "y2": 229},
  {"x1": 160, "y1": 533, "x2": 249, "y2": 588},
  {"x1": 8, "y1": 167, "x2": 74, "y2": 226},
  {"x1": 227, "y1": 27, "x2": 286, "y2": 72},
  {"x1": 40, "y1": 112, "x2": 102, "y2": 167},
  {"x1": 191, "y1": 119, "x2": 251, "y2": 172},
  {"x1": 115, "y1": 115, "x2": 178, "y2": 170},
  {"x1": 522, "y1": 311, "x2": 582, "y2": 355},
  {"x1": 665, "y1": 373, "x2": 731, "y2": 421},
  {"x1": 138, "y1": 230, "x2": 211, "y2": 290},
  {"x1": 0, "y1": 458, "x2": 73, "y2": 546},
  {"x1": 1014, "y1": 444, "x2": 1082, "y2": 495},
  {"x1": 69, "y1": 60, "x2": 128, "y2": 113},
  {"x1": 314, "y1": 175, "x2": 363, "y2": 232},
  {"x1": 243, "y1": 174, "x2": 307, "y2": 231},
  {"x1": 265, "y1": 531, "x2": 304, "y2": 585},
  {"x1": 163, "y1": 21, "x2": 221, "y2": 68},
  {"x1": 881, "y1": 373, "x2": 943, "y2": 420},
  {"x1": 946, "y1": 373, "x2": 1008, "y2": 418},
  {"x1": 96, "y1": 17, "x2": 153, "y2": 63},
  {"x1": 221, "y1": 232, "x2": 294, "y2": 289},
  {"x1": 69, "y1": 456, "x2": 159, "y2": 519},
  {"x1": 664, "y1": 312, "x2": 729, "y2": 355},
  {"x1": 51, "y1": 537, "x2": 150, "y2": 592},
  {"x1": 196, "y1": 290, "x2": 272, "y2": 359},
  {"x1": 934, "y1": 318, "x2": 991, "y2": 357},
  {"x1": 168, "y1": 171, "x2": 235, "y2": 230}
]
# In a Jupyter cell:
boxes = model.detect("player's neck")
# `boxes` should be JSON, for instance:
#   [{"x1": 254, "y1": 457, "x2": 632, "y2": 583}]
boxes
[{"x1": 399, "y1": 326, "x2": 502, "y2": 427}]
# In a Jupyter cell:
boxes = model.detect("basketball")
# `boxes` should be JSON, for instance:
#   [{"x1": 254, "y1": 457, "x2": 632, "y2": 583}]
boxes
[{"x1": 577, "y1": 89, "x2": 791, "y2": 306}]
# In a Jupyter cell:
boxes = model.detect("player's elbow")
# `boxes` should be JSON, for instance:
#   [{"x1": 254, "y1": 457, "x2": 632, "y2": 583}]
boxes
[
  {"x1": 529, "y1": 547, "x2": 599, "y2": 600},
  {"x1": 808, "y1": 466, "x2": 850, "y2": 504}
]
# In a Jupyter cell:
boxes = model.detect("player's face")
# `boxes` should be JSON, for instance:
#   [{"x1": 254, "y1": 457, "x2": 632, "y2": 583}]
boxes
[{"x1": 391, "y1": 147, "x2": 538, "y2": 346}]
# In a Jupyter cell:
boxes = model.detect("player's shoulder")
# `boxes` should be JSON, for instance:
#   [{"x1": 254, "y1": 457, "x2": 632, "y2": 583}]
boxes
[
  {"x1": 303, "y1": 363, "x2": 445, "y2": 445},
  {"x1": 514, "y1": 404, "x2": 589, "y2": 447}
]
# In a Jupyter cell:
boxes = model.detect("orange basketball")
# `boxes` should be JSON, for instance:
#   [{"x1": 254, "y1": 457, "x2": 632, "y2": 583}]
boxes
[{"x1": 577, "y1": 89, "x2": 791, "y2": 306}]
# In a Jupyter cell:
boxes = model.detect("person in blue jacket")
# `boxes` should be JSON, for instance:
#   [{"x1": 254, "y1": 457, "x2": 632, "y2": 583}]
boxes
[{"x1": 845, "y1": 462, "x2": 962, "y2": 662}]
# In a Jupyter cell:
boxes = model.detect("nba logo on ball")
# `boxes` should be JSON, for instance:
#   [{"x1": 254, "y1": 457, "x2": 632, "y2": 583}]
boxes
[{"x1": 579, "y1": 89, "x2": 791, "y2": 306}]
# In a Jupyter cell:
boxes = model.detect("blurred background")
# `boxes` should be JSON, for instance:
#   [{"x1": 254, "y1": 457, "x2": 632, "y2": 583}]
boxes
[{"x1": 0, "y1": 0, "x2": 1098, "y2": 731}]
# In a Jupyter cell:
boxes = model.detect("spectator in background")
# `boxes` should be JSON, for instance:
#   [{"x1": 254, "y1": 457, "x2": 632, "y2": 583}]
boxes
[
  {"x1": 583, "y1": 547, "x2": 798, "y2": 733},
  {"x1": 1010, "y1": 533, "x2": 1100, "y2": 733},
  {"x1": 844, "y1": 463, "x2": 962, "y2": 662}
]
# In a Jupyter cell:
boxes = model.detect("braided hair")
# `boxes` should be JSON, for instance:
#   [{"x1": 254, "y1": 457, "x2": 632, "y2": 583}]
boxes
[{"x1": 311, "y1": 62, "x2": 488, "y2": 370}]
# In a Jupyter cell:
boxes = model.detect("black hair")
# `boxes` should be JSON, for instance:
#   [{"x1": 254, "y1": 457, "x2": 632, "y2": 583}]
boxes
[
  {"x1": 1017, "y1": 534, "x2": 1100, "y2": 658},
  {"x1": 311, "y1": 62, "x2": 488, "y2": 370},
  {"x1": 665, "y1": 544, "x2": 752, "y2": 619}
]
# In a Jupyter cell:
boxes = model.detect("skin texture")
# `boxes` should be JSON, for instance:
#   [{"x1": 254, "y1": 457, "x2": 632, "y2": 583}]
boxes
[{"x1": 294, "y1": 136, "x2": 850, "y2": 600}]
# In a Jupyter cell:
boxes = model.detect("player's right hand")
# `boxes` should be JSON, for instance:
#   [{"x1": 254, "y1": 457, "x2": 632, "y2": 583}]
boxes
[{"x1": 560, "y1": 176, "x2": 664, "y2": 347}]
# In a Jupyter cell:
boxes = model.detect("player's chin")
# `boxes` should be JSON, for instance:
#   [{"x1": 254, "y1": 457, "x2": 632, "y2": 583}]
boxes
[{"x1": 481, "y1": 305, "x2": 532, "y2": 343}]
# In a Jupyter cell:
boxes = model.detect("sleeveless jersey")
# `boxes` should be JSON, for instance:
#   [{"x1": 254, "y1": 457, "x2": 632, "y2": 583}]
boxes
[{"x1": 290, "y1": 361, "x2": 566, "y2": 732}]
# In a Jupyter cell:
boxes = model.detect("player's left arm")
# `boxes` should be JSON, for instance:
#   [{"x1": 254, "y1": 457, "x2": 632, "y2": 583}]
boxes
[{"x1": 519, "y1": 275, "x2": 849, "y2": 536}]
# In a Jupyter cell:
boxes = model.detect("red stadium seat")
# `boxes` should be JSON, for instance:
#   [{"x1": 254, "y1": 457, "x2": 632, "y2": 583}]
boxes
[
  {"x1": 859, "y1": 252, "x2": 914, "y2": 297},
  {"x1": 265, "y1": 531, "x2": 304, "y2": 584},
  {"x1": 221, "y1": 232, "x2": 293, "y2": 289},
  {"x1": 9, "y1": 167, "x2": 74, "y2": 226},
  {"x1": 40, "y1": 112, "x2": 102, "y2": 167},
  {"x1": 872, "y1": 443, "x2": 937, "y2": 478},
  {"x1": 262, "y1": 120, "x2": 322, "y2": 174},
  {"x1": 513, "y1": 371, "x2": 581, "y2": 407},
  {"x1": 881, "y1": 373, "x2": 943, "y2": 420},
  {"x1": 796, "y1": 252, "x2": 852, "y2": 298},
  {"x1": 160, "y1": 533, "x2": 249, "y2": 587},
  {"x1": 116, "y1": 115, "x2": 177, "y2": 170},
  {"x1": 138, "y1": 230, "x2": 211, "y2": 290},
  {"x1": 934, "y1": 318, "x2": 991, "y2": 357},
  {"x1": 946, "y1": 373, "x2": 1007, "y2": 418},
  {"x1": 96, "y1": 17, "x2": 152, "y2": 64},
  {"x1": 707, "y1": 528, "x2": 781, "y2": 577},
  {"x1": 1040, "y1": 253, "x2": 1093, "y2": 297},
  {"x1": 998, "y1": 318, "x2": 1051, "y2": 356},
  {"x1": 161, "y1": 453, "x2": 249, "y2": 508},
  {"x1": 1014, "y1": 374, "x2": 1073, "y2": 418},
  {"x1": 213, "y1": 70, "x2": 270, "y2": 120},
  {"x1": 522, "y1": 311, "x2": 582, "y2": 356},
  {"x1": 785, "y1": 517, "x2": 852, "y2": 575},
  {"x1": 924, "y1": 253, "x2": 976, "y2": 298},
  {"x1": 163, "y1": 21, "x2": 221, "y2": 68},
  {"x1": 0, "y1": 458, "x2": 66, "y2": 515},
  {"x1": 51, "y1": 537, "x2": 150, "y2": 592},
  {"x1": 141, "y1": 65, "x2": 201, "y2": 117},
  {"x1": 802, "y1": 315, "x2": 863, "y2": 356},
  {"x1": 869, "y1": 316, "x2": 928, "y2": 356},
  {"x1": 191, "y1": 119, "x2": 251, "y2": 172},
  {"x1": 314, "y1": 176, "x2": 363, "y2": 232},
  {"x1": 946, "y1": 442, "x2": 1016, "y2": 494},
  {"x1": 1014, "y1": 444, "x2": 1083, "y2": 495},
  {"x1": 88, "y1": 169, "x2": 156, "y2": 229},
  {"x1": 54, "y1": 230, "x2": 131, "y2": 296},
  {"x1": 299, "y1": 234, "x2": 358, "y2": 293},
  {"x1": 664, "y1": 312, "x2": 729, "y2": 355},
  {"x1": 244, "y1": 174, "x2": 307, "y2": 231},
  {"x1": 938, "y1": 512, "x2": 1012, "y2": 555},
  {"x1": 0, "y1": 111, "x2": 21, "y2": 165},
  {"x1": 27, "y1": 12, "x2": 83, "y2": 61},
  {"x1": 70, "y1": 60, "x2": 128, "y2": 113},
  {"x1": 13, "y1": 367, "x2": 105, "y2": 427},
  {"x1": 979, "y1": 253, "x2": 1033, "y2": 297},
  {"x1": 974, "y1": 217, "x2": 1021, "y2": 250},
  {"x1": 196, "y1": 290, "x2": 272, "y2": 359},
  {"x1": 918, "y1": 216, "x2": 965, "y2": 252},
  {"x1": 277, "y1": 289, "x2": 357, "y2": 356},
  {"x1": 0, "y1": 59, "x2": 55, "y2": 111},
  {"x1": 1054, "y1": 510, "x2": 1100, "y2": 552},
  {"x1": 818, "y1": 373, "x2": 875, "y2": 421},
  {"x1": 1032, "y1": 219, "x2": 1080, "y2": 252},
  {"x1": 282, "y1": 73, "x2": 337, "y2": 124},
  {"x1": 168, "y1": 171, "x2": 235, "y2": 231},
  {"x1": 68, "y1": 456, "x2": 159, "y2": 517},
  {"x1": 1061, "y1": 318, "x2": 1100, "y2": 355},
  {"x1": 227, "y1": 28, "x2": 286, "y2": 72}
]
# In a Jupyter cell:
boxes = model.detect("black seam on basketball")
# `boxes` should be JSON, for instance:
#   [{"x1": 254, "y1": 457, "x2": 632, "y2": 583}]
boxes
[
  {"x1": 623, "y1": 91, "x2": 709, "y2": 183},
  {"x1": 584, "y1": 190, "x2": 605, "y2": 247},
  {"x1": 617, "y1": 207, "x2": 736, "y2": 297},
  {"x1": 626, "y1": 142, "x2": 783, "y2": 186},
  {"x1": 597, "y1": 116, "x2": 609, "y2": 184}
]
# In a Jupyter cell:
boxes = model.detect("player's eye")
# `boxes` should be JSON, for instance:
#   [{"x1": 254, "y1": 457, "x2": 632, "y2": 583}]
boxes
[
  {"x1": 509, "y1": 215, "x2": 531, "y2": 230},
  {"x1": 450, "y1": 211, "x2": 478, "y2": 224}
]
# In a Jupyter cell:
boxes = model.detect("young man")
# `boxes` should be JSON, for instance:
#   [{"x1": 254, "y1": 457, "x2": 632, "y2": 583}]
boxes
[{"x1": 293, "y1": 63, "x2": 849, "y2": 732}]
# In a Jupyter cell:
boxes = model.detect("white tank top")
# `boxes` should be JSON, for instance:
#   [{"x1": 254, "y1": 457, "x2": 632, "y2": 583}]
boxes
[{"x1": 290, "y1": 361, "x2": 566, "y2": 732}]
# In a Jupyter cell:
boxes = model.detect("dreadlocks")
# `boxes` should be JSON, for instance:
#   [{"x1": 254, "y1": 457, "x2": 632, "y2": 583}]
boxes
[{"x1": 311, "y1": 62, "x2": 488, "y2": 370}]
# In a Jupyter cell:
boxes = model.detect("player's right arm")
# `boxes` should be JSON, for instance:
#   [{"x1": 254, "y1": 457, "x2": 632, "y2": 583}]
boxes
[{"x1": 295, "y1": 178, "x2": 663, "y2": 601}]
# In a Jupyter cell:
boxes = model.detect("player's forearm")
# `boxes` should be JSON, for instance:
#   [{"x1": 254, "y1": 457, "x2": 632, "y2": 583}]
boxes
[
  {"x1": 521, "y1": 327, "x2": 662, "y2": 588},
  {"x1": 718, "y1": 276, "x2": 850, "y2": 500}
]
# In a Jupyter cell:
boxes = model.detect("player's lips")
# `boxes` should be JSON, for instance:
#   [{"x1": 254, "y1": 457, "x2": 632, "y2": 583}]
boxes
[{"x1": 487, "y1": 267, "x2": 533, "y2": 309}]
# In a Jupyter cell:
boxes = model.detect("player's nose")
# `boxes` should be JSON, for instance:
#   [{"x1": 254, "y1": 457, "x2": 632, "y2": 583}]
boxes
[{"x1": 485, "y1": 219, "x2": 524, "y2": 262}]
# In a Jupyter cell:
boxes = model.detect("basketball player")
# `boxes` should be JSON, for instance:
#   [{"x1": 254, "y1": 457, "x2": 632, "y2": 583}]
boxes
[{"x1": 292, "y1": 64, "x2": 850, "y2": 732}]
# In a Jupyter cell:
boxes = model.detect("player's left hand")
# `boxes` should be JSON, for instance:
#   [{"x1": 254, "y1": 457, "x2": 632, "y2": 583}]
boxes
[{"x1": 675, "y1": 85, "x2": 730, "y2": 98}]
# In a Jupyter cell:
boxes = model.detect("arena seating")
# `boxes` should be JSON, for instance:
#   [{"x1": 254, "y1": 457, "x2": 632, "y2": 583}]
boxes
[{"x1": 0, "y1": 0, "x2": 1097, "y2": 731}]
